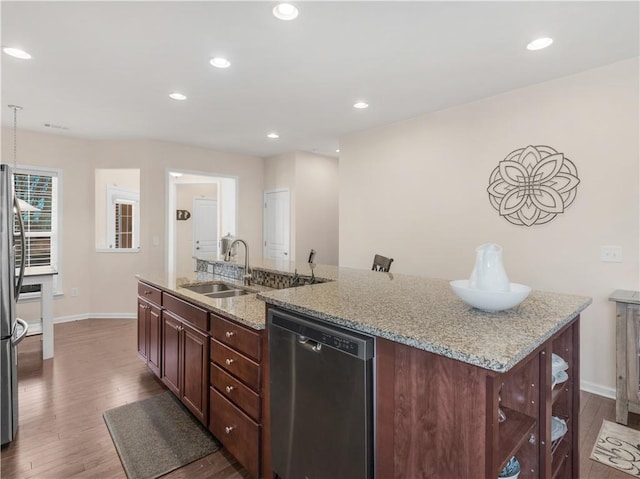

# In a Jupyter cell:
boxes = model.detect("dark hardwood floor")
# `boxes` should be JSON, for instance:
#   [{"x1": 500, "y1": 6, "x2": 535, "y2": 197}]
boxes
[
  {"x1": 0, "y1": 318, "x2": 637, "y2": 478},
  {"x1": 0, "y1": 318, "x2": 250, "y2": 479}
]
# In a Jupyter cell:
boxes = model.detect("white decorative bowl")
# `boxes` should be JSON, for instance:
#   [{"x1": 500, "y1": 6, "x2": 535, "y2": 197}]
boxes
[{"x1": 449, "y1": 280, "x2": 531, "y2": 312}]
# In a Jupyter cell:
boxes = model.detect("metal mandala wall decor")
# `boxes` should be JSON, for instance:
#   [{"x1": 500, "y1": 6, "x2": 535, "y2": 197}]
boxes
[{"x1": 487, "y1": 145, "x2": 580, "y2": 227}]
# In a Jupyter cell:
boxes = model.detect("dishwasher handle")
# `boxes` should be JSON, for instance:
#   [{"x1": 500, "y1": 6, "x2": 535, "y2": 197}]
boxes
[
  {"x1": 269, "y1": 308, "x2": 374, "y2": 360},
  {"x1": 298, "y1": 335, "x2": 322, "y2": 352}
]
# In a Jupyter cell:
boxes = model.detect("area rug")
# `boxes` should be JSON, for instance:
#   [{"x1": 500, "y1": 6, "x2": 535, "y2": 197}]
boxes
[
  {"x1": 103, "y1": 391, "x2": 221, "y2": 479},
  {"x1": 590, "y1": 419, "x2": 640, "y2": 477}
]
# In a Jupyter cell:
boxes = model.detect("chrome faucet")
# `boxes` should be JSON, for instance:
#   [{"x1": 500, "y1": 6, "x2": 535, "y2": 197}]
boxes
[{"x1": 225, "y1": 239, "x2": 251, "y2": 286}]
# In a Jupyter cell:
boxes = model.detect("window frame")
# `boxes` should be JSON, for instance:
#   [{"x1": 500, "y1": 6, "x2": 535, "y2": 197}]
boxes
[
  {"x1": 105, "y1": 185, "x2": 140, "y2": 252},
  {"x1": 13, "y1": 164, "x2": 63, "y2": 297}
]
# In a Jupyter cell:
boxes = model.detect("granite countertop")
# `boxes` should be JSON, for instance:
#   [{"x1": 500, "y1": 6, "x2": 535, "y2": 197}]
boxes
[
  {"x1": 139, "y1": 260, "x2": 591, "y2": 373},
  {"x1": 256, "y1": 268, "x2": 591, "y2": 373},
  {"x1": 136, "y1": 272, "x2": 271, "y2": 329}
]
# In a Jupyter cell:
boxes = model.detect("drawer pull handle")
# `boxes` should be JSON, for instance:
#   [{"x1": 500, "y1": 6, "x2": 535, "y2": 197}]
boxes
[
  {"x1": 144, "y1": 290, "x2": 152, "y2": 295},
  {"x1": 225, "y1": 385, "x2": 234, "y2": 393},
  {"x1": 225, "y1": 358, "x2": 235, "y2": 366},
  {"x1": 225, "y1": 426, "x2": 235, "y2": 434},
  {"x1": 225, "y1": 331, "x2": 235, "y2": 338}
]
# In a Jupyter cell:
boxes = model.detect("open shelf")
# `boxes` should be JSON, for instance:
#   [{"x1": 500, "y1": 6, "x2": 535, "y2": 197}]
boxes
[
  {"x1": 498, "y1": 406, "x2": 537, "y2": 471},
  {"x1": 551, "y1": 436, "x2": 571, "y2": 479}
]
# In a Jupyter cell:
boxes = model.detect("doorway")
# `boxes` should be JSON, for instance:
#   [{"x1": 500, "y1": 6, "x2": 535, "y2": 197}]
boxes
[
  {"x1": 166, "y1": 170, "x2": 237, "y2": 274},
  {"x1": 263, "y1": 189, "x2": 290, "y2": 260},
  {"x1": 193, "y1": 197, "x2": 218, "y2": 269}
]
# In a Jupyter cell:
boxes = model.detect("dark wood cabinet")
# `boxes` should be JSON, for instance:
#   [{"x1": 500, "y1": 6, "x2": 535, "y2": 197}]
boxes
[
  {"x1": 161, "y1": 295, "x2": 210, "y2": 425},
  {"x1": 137, "y1": 282, "x2": 163, "y2": 378},
  {"x1": 161, "y1": 311, "x2": 181, "y2": 395},
  {"x1": 209, "y1": 312, "x2": 264, "y2": 478},
  {"x1": 375, "y1": 315, "x2": 580, "y2": 479}
]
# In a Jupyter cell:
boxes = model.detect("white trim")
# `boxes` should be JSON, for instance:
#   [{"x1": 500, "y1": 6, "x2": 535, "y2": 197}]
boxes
[
  {"x1": 105, "y1": 185, "x2": 140, "y2": 250},
  {"x1": 14, "y1": 164, "x2": 64, "y2": 295},
  {"x1": 581, "y1": 379, "x2": 616, "y2": 400},
  {"x1": 25, "y1": 313, "x2": 136, "y2": 336},
  {"x1": 166, "y1": 167, "x2": 239, "y2": 274},
  {"x1": 263, "y1": 188, "x2": 291, "y2": 260},
  {"x1": 95, "y1": 248, "x2": 140, "y2": 254}
]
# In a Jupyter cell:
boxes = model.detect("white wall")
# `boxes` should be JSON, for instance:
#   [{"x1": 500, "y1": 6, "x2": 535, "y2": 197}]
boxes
[
  {"x1": 94, "y1": 168, "x2": 140, "y2": 249},
  {"x1": 176, "y1": 183, "x2": 217, "y2": 273},
  {"x1": 2, "y1": 131, "x2": 264, "y2": 322},
  {"x1": 264, "y1": 152, "x2": 297, "y2": 260},
  {"x1": 264, "y1": 151, "x2": 339, "y2": 264},
  {"x1": 339, "y1": 58, "x2": 639, "y2": 395},
  {"x1": 295, "y1": 151, "x2": 339, "y2": 265}
]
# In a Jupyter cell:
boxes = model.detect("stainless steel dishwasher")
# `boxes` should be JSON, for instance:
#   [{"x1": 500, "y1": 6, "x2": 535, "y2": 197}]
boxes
[{"x1": 268, "y1": 308, "x2": 375, "y2": 479}]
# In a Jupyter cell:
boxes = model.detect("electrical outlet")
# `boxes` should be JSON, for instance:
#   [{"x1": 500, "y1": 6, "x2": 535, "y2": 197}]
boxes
[
  {"x1": 601, "y1": 245, "x2": 622, "y2": 263},
  {"x1": 71, "y1": 287, "x2": 79, "y2": 297}
]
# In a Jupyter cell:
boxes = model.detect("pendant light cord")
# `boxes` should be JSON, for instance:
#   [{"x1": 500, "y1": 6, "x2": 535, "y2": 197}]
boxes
[{"x1": 8, "y1": 104, "x2": 22, "y2": 169}]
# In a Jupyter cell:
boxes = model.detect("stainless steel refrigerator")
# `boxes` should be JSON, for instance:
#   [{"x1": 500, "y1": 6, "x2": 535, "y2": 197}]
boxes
[{"x1": 1, "y1": 163, "x2": 28, "y2": 445}]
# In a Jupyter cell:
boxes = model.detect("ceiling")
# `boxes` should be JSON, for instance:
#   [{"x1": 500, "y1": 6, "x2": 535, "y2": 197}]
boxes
[{"x1": 1, "y1": 1, "x2": 638, "y2": 159}]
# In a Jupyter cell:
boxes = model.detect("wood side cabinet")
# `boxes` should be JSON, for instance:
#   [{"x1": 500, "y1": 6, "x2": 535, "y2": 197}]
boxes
[
  {"x1": 611, "y1": 290, "x2": 640, "y2": 425},
  {"x1": 137, "y1": 281, "x2": 163, "y2": 378},
  {"x1": 161, "y1": 293, "x2": 210, "y2": 425},
  {"x1": 375, "y1": 315, "x2": 580, "y2": 479}
]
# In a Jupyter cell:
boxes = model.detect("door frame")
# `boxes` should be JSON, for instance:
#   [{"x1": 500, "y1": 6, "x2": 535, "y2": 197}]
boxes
[
  {"x1": 166, "y1": 168, "x2": 238, "y2": 274},
  {"x1": 263, "y1": 188, "x2": 291, "y2": 260},
  {"x1": 192, "y1": 196, "x2": 219, "y2": 269}
]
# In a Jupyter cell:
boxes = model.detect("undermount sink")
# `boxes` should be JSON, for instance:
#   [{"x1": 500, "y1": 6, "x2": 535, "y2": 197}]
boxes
[
  {"x1": 181, "y1": 282, "x2": 236, "y2": 294},
  {"x1": 180, "y1": 281, "x2": 254, "y2": 299},
  {"x1": 204, "y1": 289, "x2": 252, "y2": 299}
]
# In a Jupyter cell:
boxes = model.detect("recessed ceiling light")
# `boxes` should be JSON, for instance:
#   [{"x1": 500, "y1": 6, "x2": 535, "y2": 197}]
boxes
[
  {"x1": 273, "y1": 3, "x2": 299, "y2": 21},
  {"x1": 267, "y1": 132, "x2": 280, "y2": 139},
  {"x1": 336, "y1": 149, "x2": 340, "y2": 153},
  {"x1": 210, "y1": 57, "x2": 231, "y2": 68},
  {"x1": 526, "y1": 37, "x2": 553, "y2": 51},
  {"x1": 169, "y1": 92, "x2": 187, "y2": 101},
  {"x1": 353, "y1": 101, "x2": 369, "y2": 109},
  {"x1": 3, "y1": 47, "x2": 31, "y2": 59}
]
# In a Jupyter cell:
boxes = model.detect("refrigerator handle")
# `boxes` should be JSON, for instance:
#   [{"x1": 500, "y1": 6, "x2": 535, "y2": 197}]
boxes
[
  {"x1": 12, "y1": 318, "x2": 29, "y2": 346},
  {"x1": 13, "y1": 195, "x2": 26, "y2": 301}
]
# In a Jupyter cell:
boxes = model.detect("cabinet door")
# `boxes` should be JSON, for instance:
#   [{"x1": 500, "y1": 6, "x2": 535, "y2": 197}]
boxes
[
  {"x1": 147, "y1": 303, "x2": 162, "y2": 378},
  {"x1": 137, "y1": 297, "x2": 148, "y2": 361},
  {"x1": 162, "y1": 311, "x2": 181, "y2": 396},
  {"x1": 182, "y1": 321, "x2": 209, "y2": 424}
]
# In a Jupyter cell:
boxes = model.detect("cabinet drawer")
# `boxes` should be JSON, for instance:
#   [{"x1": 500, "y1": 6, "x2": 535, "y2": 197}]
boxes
[
  {"x1": 138, "y1": 282, "x2": 162, "y2": 306},
  {"x1": 210, "y1": 363, "x2": 260, "y2": 422},
  {"x1": 163, "y1": 293, "x2": 209, "y2": 332},
  {"x1": 211, "y1": 314, "x2": 262, "y2": 362},
  {"x1": 209, "y1": 387, "x2": 260, "y2": 479},
  {"x1": 211, "y1": 339, "x2": 260, "y2": 391}
]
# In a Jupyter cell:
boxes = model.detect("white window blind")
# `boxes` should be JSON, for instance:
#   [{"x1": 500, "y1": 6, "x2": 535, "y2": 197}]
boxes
[{"x1": 13, "y1": 168, "x2": 59, "y2": 274}]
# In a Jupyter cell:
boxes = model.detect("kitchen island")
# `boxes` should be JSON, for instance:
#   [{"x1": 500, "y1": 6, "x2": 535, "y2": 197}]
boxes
[{"x1": 137, "y1": 259, "x2": 590, "y2": 479}]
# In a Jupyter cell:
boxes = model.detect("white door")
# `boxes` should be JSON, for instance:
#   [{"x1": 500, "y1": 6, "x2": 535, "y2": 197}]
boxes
[
  {"x1": 194, "y1": 198, "x2": 218, "y2": 266},
  {"x1": 263, "y1": 189, "x2": 290, "y2": 260}
]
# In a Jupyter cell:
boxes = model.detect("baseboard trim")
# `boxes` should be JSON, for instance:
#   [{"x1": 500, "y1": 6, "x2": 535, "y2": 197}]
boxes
[
  {"x1": 581, "y1": 379, "x2": 616, "y2": 400},
  {"x1": 26, "y1": 313, "x2": 136, "y2": 332}
]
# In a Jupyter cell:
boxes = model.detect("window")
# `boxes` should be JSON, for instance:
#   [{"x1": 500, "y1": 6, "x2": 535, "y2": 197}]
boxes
[
  {"x1": 13, "y1": 166, "x2": 61, "y2": 293},
  {"x1": 95, "y1": 169, "x2": 140, "y2": 252},
  {"x1": 106, "y1": 185, "x2": 139, "y2": 250}
]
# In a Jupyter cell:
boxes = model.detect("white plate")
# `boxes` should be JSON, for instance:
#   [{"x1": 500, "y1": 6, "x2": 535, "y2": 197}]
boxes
[
  {"x1": 552, "y1": 353, "x2": 569, "y2": 374},
  {"x1": 551, "y1": 416, "x2": 567, "y2": 442},
  {"x1": 552, "y1": 370, "x2": 568, "y2": 389}
]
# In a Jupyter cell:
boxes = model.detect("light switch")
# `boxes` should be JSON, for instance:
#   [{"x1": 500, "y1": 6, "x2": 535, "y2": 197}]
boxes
[
  {"x1": 601, "y1": 245, "x2": 622, "y2": 262},
  {"x1": 152, "y1": 236, "x2": 160, "y2": 246}
]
